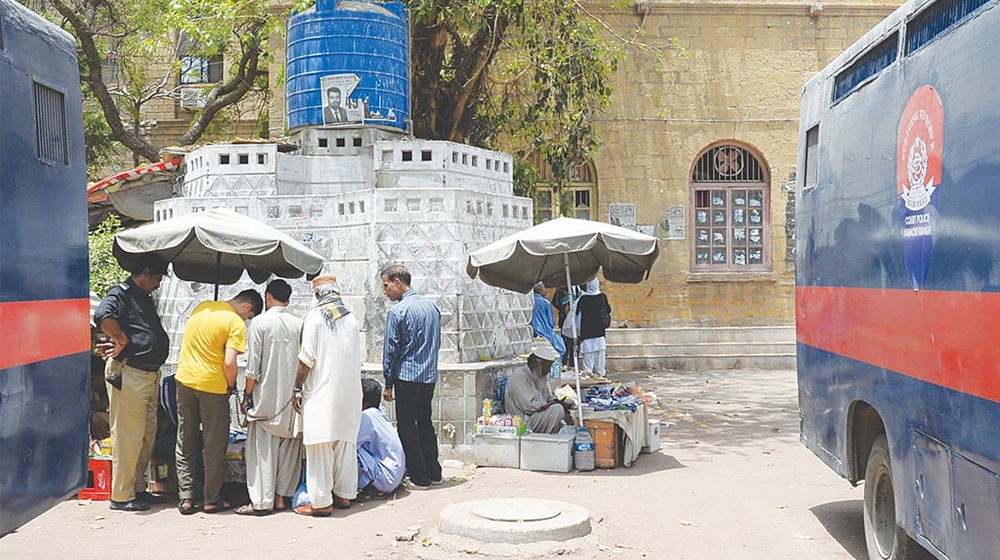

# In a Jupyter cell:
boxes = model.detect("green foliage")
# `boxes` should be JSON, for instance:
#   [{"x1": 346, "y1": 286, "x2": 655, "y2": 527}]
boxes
[
  {"x1": 408, "y1": 0, "x2": 621, "y2": 196},
  {"x1": 89, "y1": 215, "x2": 128, "y2": 298},
  {"x1": 82, "y1": 86, "x2": 120, "y2": 182},
  {"x1": 26, "y1": 0, "x2": 277, "y2": 164}
]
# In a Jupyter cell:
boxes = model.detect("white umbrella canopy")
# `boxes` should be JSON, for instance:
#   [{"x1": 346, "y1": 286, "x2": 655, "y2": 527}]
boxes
[
  {"x1": 467, "y1": 217, "x2": 660, "y2": 424},
  {"x1": 466, "y1": 216, "x2": 660, "y2": 293},
  {"x1": 113, "y1": 208, "x2": 325, "y2": 287}
]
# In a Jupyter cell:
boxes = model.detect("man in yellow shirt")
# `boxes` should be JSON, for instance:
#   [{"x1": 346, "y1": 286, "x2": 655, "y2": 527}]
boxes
[{"x1": 175, "y1": 289, "x2": 262, "y2": 515}]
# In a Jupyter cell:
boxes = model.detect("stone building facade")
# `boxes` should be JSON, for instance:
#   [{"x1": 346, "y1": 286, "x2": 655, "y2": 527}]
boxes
[
  {"x1": 136, "y1": 0, "x2": 900, "y2": 329},
  {"x1": 582, "y1": 1, "x2": 898, "y2": 328}
]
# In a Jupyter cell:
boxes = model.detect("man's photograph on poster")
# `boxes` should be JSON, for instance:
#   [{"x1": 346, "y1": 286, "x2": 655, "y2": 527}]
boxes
[{"x1": 321, "y1": 74, "x2": 363, "y2": 125}]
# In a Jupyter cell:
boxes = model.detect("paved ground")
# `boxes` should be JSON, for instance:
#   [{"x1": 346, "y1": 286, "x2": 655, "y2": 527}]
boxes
[{"x1": 0, "y1": 369, "x2": 869, "y2": 559}]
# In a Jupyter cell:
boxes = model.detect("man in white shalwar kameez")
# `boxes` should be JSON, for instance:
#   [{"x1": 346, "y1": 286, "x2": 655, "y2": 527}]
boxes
[
  {"x1": 236, "y1": 280, "x2": 303, "y2": 516},
  {"x1": 292, "y1": 275, "x2": 362, "y2": 517}
]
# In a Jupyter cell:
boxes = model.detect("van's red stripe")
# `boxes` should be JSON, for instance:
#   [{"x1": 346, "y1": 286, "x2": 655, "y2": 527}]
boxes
[
  {"x1": 796, "y1": 286, "x2": 1000, "y2": 403},
  {"x1": 0, "y1": 299, "x2": 90, "y2": 370}
]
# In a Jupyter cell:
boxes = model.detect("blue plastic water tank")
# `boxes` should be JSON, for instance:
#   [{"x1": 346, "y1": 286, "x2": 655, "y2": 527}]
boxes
[{"x1": 287, "y1": 0, "x2": 410, "y2": 132}]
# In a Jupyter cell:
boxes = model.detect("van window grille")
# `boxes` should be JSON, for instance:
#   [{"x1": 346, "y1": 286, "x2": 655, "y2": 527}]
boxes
[
  {"x1": 906, "y1": 0, "x2": 993, "y2": 54},
  {"x1": 692, "y1": 145, "x2": 764, "y2": 183},
  {"x1": 833, "y1": 32, "x2": 898, "y2": 103},
  {"x1": 34, "y1": 82, "x2": 68, "y2": 164}
]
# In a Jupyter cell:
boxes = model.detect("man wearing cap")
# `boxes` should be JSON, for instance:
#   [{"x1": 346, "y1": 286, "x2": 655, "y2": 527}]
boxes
[
  {"x1": 292, "y1": 275, "x2": 362, "y2": 516},
  {"x1": 94, "y1": 254, "x2": 171, "y2": 512},
  {"x1": 503, "y1": 345, "x2": 574, "y2": 434},
  {"x1": 236, "y1": 279, "x2": 303, "y2": 516}
]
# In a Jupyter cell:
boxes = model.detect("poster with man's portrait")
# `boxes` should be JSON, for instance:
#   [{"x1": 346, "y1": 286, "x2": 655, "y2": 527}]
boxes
[{"x1": 321, "y1": 74, "x2": 364, "y2": 126}]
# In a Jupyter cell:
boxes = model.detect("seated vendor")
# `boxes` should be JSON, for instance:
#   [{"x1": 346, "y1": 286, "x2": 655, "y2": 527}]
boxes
[{"x1": 504, "y1": 345, "x2": 574, "y2": 434}]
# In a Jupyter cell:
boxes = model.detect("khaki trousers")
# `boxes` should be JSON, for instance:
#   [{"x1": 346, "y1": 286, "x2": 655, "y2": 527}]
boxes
[
  {"x1": 106, "y1": 360, "x2": 160, "y2": 503},
  {"x1": 175, "y1": 381, "x2": 231, "y2": 504}
]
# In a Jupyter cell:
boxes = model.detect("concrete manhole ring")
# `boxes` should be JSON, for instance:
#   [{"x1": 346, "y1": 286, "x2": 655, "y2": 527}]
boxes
[
  {"x1": 471, "y1": 499, "x2": 561, "y2": 522},
  {"x1": 439, "y1": 498, "x2": 591, "y2": 544}
]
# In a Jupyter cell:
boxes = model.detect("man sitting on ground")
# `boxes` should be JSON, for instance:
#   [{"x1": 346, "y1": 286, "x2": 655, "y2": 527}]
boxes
[
  {"x1": 356, "y1": 379, "x2": 405, "y2": 496},
  {"x1": 503, "y1": 345, "x2": 574, "y2": 434}
]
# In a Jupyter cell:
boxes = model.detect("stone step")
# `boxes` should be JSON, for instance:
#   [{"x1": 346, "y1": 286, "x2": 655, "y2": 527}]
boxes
[
  {"x1": 606, "y1": 353, "x2": 796, "y2": 372},
  {"x1": 605, "y1": 326, "x2": 795, "y2": 345},
  {"x1": 607, "y1": 341, "x2": 796, "y2": 357},
  {"x1": 600, "y1": 325, "x2": 797, "y2": 371}
]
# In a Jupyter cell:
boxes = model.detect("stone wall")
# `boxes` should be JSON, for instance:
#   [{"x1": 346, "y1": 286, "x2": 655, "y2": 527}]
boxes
[{"x1": 581, "y1": 1, "x2": 898, "y2": 328}]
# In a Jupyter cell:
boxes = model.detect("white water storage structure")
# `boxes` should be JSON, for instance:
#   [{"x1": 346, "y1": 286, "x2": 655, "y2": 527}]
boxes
[{"x1": 286, "y1": 0, "x2": 410, "y2": 133}]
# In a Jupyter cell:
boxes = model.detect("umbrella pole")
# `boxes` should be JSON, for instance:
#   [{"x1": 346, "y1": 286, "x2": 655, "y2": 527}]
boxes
[
  {"x1": 563, "y1": 253, "x2": 583, "y2": 427},
  {"x1": 214, "y1": 252, "x2": 221, "y2": 301}
]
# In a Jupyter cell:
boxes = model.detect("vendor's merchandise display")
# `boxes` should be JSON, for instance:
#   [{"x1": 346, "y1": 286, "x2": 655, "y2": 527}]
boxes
[
  {"x1": 475, "y1": 399, "x2": 527, "y2": 438},
  {"x1": 583, "y1": 382, "x2": 653, "y2": 412}
]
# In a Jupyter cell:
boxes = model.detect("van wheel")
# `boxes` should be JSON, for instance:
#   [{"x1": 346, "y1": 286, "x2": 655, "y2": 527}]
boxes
[{"x1": 863, "y1": 435, "x2": 928, "y2": 560}]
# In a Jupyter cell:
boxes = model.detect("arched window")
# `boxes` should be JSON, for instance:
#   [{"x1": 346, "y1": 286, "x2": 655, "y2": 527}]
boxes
[
  {"x1": 690, "y1": 142, "x2": 770, "y2": 271},
  {"x1": 530, "y1": 159, "x2": 597, "y2": 223}
]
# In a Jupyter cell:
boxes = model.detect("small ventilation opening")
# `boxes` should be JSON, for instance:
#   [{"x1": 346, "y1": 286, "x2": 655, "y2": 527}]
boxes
[{"x1": 34, "y1": 82, "x2": 68, "y2": 164}]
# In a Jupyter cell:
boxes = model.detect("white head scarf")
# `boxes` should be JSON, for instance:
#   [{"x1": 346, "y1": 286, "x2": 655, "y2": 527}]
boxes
[{"x1": 582, "y1": 278, "x2": 601, "y2": 296}]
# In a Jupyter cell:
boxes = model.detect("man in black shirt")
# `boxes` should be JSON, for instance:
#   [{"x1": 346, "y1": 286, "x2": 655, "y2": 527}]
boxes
[{"x1": 93, "y1": 254, "x2": 170, "y2": 512}]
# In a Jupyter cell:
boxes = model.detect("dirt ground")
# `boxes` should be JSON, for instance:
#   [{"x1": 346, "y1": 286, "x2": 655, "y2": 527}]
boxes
[{"x1": 0, "y1": 369, "x2": 869, "y2": 560}]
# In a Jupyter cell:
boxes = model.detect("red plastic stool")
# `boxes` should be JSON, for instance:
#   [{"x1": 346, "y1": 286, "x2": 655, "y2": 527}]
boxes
[{"x1": 79, "y1": 458, "x2": 112, "y2": 501}]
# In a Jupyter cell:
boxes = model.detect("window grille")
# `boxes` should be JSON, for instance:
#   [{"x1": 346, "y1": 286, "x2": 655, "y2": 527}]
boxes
[
  {"x1": 906, "y1": 0, "x2": 993, "y2": 54},
  {"x1": 690, "y1": 144, "x2": 770, "y2": 271},
  {"x1": 691, "y1": 145, "x2": 764, "y2": 183},
  {"x1": 832, "y1": 32, "x2": 898, "y2": 103},
  {"x1": 34, "y1": 82, "x2": 68, "y2": 164}
]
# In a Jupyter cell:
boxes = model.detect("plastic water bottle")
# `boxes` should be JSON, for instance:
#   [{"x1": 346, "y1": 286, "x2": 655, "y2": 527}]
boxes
[
  {"x1": 574, "y1": 426, "x2": 595, "y2": 471},
  {"x1": 550, "y1": 357, "x2": 562, "y2": 379}
]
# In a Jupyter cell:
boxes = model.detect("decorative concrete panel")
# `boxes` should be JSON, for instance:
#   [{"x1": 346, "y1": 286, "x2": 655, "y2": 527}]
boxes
[{"x1": 155, "y1": 136, "x2": 533, "y2": 367}]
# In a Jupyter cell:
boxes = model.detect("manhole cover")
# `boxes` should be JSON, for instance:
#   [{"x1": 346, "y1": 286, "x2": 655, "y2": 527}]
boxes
[{"x1": 471, "y1": 499, "x2": 561, "y2": 522}]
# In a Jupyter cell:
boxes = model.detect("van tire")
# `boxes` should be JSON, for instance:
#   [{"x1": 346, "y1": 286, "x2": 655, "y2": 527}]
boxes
[{"x1": 863, "y1": 434, "x2": 927, "y2": 560}]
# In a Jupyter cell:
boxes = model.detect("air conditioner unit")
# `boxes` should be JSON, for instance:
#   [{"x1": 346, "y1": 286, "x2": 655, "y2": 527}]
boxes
[{"x1": 179, "y1": 88, "x2": 206, "y2": 110}]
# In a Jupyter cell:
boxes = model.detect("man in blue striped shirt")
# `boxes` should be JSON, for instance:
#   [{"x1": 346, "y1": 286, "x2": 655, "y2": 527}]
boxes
[{"x1": 380, "y1": 264, "x2": 443, "y2": 488}]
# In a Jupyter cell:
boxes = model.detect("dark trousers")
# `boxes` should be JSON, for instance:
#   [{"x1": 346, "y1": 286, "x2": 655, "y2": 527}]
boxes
[
  {"x1": 175, "y1": 381, "x2": 230, "y2": 504},
  {"x1": 394, "y1": 380, "x2": 441, "y2": 485}
]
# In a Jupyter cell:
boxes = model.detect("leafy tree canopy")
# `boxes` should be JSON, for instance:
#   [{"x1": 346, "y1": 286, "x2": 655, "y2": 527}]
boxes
[
  {"x1": 24, "y1": 0, "x2": 278, "y2": 169},
  {"x1": 407, "y1": 0, "x2": 635, "y2": 195}
]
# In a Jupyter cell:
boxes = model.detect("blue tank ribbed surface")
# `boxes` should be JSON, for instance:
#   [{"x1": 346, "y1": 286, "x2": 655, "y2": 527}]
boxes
[{"x1": 287, "y1": 0, "x2": 409, "y2": 132}]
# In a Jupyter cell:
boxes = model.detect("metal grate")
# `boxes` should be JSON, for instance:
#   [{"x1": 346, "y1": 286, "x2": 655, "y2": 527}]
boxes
[
  {"x1": 34, "y1": 82, "x2": 68, "y2": 164},
  {"x1": 906, "y1": 0, "x2": 994, "y2": 54},
  {"x1": 833, "y1": 32, "x2": 898, "y2": 103},
  {"x1": 692, "y1": 145, "x2": 765, "y2": 183}
]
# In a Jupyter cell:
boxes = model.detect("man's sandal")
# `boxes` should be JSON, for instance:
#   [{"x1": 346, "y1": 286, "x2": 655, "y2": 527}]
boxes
[
  {"x1": 203, "y1": 500, "x2": 233, "y2": 514},
  {"x1": 178, "y1": 499, "x2": 200, "y2": 516},
  {"x1": 234, "y1": 504, "x2": 271, "y2": 517},
  {"x1": 294, "y1": 503, "x2": 333, "y2": 517}
]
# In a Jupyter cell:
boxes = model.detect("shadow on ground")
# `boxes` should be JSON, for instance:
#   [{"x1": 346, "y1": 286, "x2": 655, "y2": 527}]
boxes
[{"x1": 810, "y1": 499, "x2": 867, "y2": 560}]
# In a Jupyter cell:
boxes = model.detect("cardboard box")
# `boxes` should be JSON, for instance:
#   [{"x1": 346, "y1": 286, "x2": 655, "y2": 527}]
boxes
[
  {"x1": 520, "y1": 432, "x2": 575, "y2": 473},
  {"x1": 471, "y1": 434, "x2": 521, "y2": 468},
  {"x1": 641, "y1": 418, "x2": 661, "y2": 453},
  {"x1": 584, "y1": 419, "x2": 622, "y2": 469},
  {"x1": 474, "y1": 423, "x2": 527, "y2": 438}
]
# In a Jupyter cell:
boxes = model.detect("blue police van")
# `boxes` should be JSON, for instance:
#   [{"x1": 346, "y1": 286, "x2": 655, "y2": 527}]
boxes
[{"x1": 0, "y1": 0, "x2": 90, "y2": 537}]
